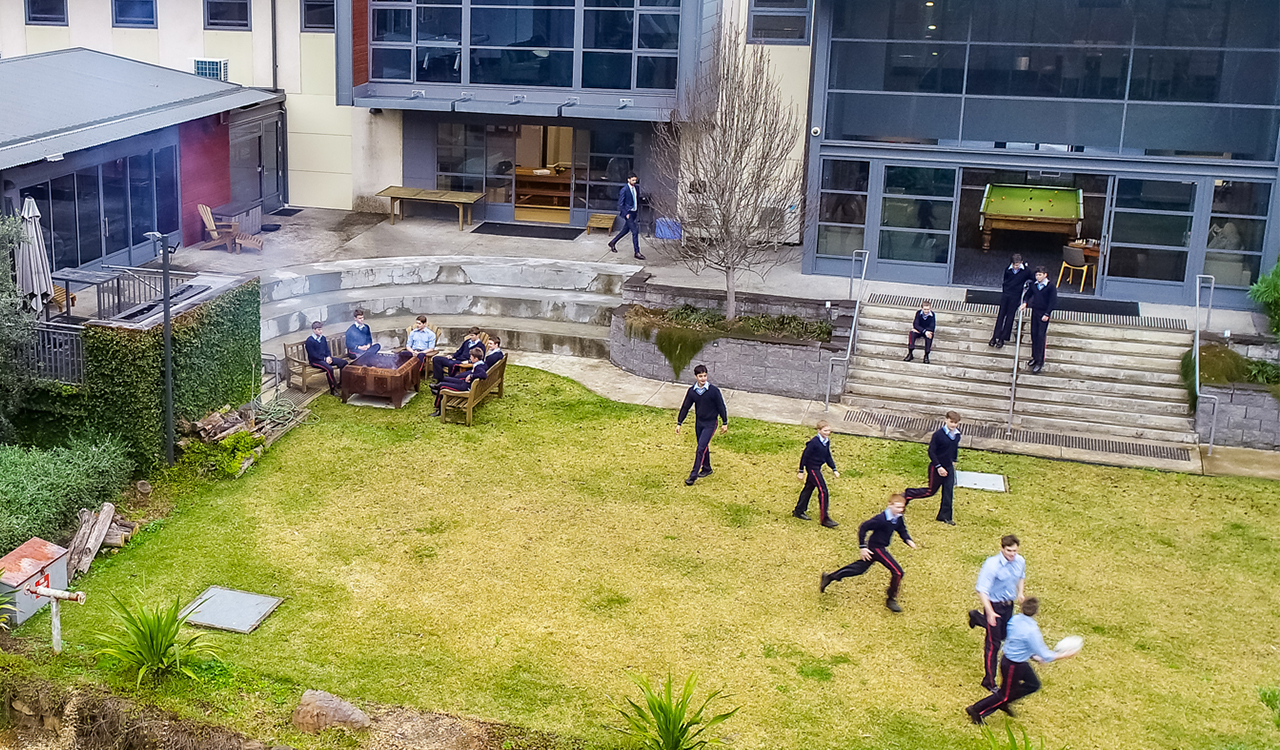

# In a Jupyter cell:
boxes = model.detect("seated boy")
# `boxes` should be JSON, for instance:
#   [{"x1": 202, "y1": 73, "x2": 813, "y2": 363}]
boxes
[
  {"x1": 406, "y1": 315, "x2": 439, "y2": 371},
  {"x1": 904, "y1": 300, "x2": 936, "y2": 364},
  {"x1": 346, "y1": 309, "x2": 377, "y2": 358},
  {"x1": 432, "y1": 327, "x2": 484, "y2": 381},
  {"x1": 429, "y1": 346, "x2": 489, "y2": 417}
]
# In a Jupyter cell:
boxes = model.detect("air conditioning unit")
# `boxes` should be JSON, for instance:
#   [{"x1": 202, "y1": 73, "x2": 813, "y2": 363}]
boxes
[{"x1": 193, "y1": 58, "x2": 230, "y2": 82}]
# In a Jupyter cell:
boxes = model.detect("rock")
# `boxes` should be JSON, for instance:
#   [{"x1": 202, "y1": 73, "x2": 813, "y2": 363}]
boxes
[
  {"x1": 11, "y1": 698, "x2": 34, "y2": 715},
  {"x1": 364, "y1": 709, "x2": 489, "y2": 750},
  {"x1": 292, "y1": 690, "x2": 371, "y2": 733},
  {"x1": 136, "y1": 480, "x2": 152, "y2": 496}
]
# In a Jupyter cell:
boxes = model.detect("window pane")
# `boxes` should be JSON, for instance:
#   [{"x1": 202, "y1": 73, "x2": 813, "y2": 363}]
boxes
[
  {"x1": 303, "y1": 0, "x2": 335, "y2": 29},
  {"x1": 591, "y1": 131, "x2": 634, "y2": 155},
  {"x1": 1126, "y1": 104, "x2": 1279, "y2": 161},
  {"x1": 583, "y1": 51, "x2": 632, "y2": 88},
  {"x1": 1134, "y1": 0, "x2": 1278, "y2": 48},
  {"x1": 1207, "y1": 216, "x2": 1265, "y2": 254},
  {"x1": 829, "y1": 42, "x2": 965, "y2": 94},
  {"x1": 879, "y1": 229, "x2": 948, "y2": 263},
  {"x1": 882, "y1": 197, "x2": 952, "y2": 231},
  {"x1": 49, "y1": 175, "x2": 77, "y2": 270},
  {"x1": 589, "y1": 154, "x2": 633, "y2": 180},
  {"x1": 1115, "y1": 179, "x2": 1195, "y2": 212},
  {"x1": 832, "y1": 0, "x2": 969, "y2": 41},
  {"x1": 115, "y1": 0, "x2": 155, "y2": 25},
  {"x1": 1107, "y1": 245, "x2": 1187, "y2": 282},
  {"x1": 1111, "y1": 212, "x2": 1191, "y2": 247},
  {"x1": 417, "y1": 6, "x2": 461, "y2": 41},
  {"x1": 821, "y1": 160, "x2": 869, "y2": 191},
  {"x1": 587, "y1": 0, "x2": 633, "y2": 8},
  {"x1": 825, "y1": 92, "x2": 961, "y2": 143},
  {"x1": 638, "y1": 14, "x2": 679, "y2": 49},
  {"x1": 819, "y1": 193, "x2": 866, "y2": 224},
  {"x1": 636, "y1": 55, "x2": 677, "y2": 89},
  {"x1": 18, "y1": 183, "x2": 52, "y2": 262},
  {"x1": 884, "y1": 166, "x2": 955, "y2": 197},
  {"x1": 372, "y1": 8, "x2": 411, "y2": 41},
  {"x1": 417, "y1": 46, "x2": 461, "y2": 82},
  {"x1": 207, "y1": 0, "x2": 249, "y2": 28},
  {"x1": 1213, "y1": 181, "x2": 1271, "y2": 217},
  {"x1": 128, "y1": 155, "x2": 155, "y2": 247},
  {"x1": 1203, "y1": 251, "x2": 1262, "y2": 287},
  {"x1": 585, "y1": 10, "x2": 634, "y2": 49},
  {"x1": 101, "y1": 159, "x2": 129, "y2": 255},
  {"x1": 588, "y1": 183, "x2": 620, "y2": 210},
  {"x1": 439, "y1": 123, "x2": 485, "y2": 147},
  {"x1": 966, "y1": 45, "x2": 1128, "y2": 99},
  {"x1": 756, "y1": 0, "x2": 805, "y2": 8},
  {"x1": 961, "y1": 98, "x2": 1123, "y2": 152},
  {"x1": 972, "y1": 0, "x2": 1133, "y2": 45},
  {"x1": 817, "y1": 225, "x2": 865, "y2": 256},
  {"x1": 154, "y1": 146, "x2": 179, "y2": 235},
  {"x1": 639, "y1": 0, "x2": 678, "y2": 6},
  {"x1": 76, "y1": 168, "x2": 103, "y2": 265},
  {"x1": 751, "y1": 14, "x2": 807, "y2": 40},
  {"x1": 437, "y1": 175, "x2": 482, "y2": 192},
  {"x1": 438, "y1": 146, "x2": 484, "y2": 173},
  {"x1": 487, "y1": 126, "x2": 516, "y2": 175},
  {"x1": 1129, "y1": 50, "x2": 1280, "y2": 106},
  {"x1": 371, "y1": 47, "x2": 413, "y2": 79},
  {"x1": 471, "y1": 8, "x2": 574, "y2": 47},
  {"x1": 27, "y1": 0, "x2": 67, "y2": 23},
  {"x1": 470, "y1": 49, "x2": 572, "y2": 85}
]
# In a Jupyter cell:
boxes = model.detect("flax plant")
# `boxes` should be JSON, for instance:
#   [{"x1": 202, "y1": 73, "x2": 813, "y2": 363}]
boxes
[
  {"x1": 92, "y1": 594, "x2": 221, "y2": 687},
  {"x1": 615, "y1": 672, "x2": 738, "y2": 750},
  {"x1": 0, "y1": 573, "x2": 15, "y2": 630}
]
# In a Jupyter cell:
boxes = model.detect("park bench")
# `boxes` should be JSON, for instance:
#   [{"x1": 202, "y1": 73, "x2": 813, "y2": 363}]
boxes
[
  {"x1": 283, "y1": 332, "x2": 348, "y2": 393},
  {"x1": 439, "y1": 354, "x2": 506, "y2": 426}
]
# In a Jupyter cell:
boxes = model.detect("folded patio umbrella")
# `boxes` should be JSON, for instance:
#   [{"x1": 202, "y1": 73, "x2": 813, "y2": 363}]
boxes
[{"x1": 16, "y1": 195, "x2": 54, "y2": 313}]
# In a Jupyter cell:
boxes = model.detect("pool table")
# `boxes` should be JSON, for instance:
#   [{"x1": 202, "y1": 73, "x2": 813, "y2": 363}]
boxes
[{"x1": 979, "y1": 184, "x2": 1083, "y2": 250}]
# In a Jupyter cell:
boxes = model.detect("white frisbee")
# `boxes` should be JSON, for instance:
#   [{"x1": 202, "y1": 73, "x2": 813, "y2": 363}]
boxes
[{"x1": 1055, "y1": 635, "x2": 1083, "y2": 655}]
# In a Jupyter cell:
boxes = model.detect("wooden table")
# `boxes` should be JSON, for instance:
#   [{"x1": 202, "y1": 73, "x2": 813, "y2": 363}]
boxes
[
  {"x1": 376, "y1": 187, "x2": 485, "y2": 230},
  {"x1": 340, "y1": 349, "x2": 421, "y2": 409},
  {"x1": 979, "y1": 184, "x2": 1083, "y2": 250}
]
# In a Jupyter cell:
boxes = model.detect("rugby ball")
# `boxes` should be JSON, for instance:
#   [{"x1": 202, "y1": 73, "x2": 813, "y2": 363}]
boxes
[{"x1": 1054, "y1": 635, "x2": 1083, "y2": 655}]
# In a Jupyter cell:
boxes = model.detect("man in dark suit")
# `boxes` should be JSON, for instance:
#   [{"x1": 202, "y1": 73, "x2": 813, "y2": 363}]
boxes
[
  {"x1": 819, "y1": 494, "x2": 917, "y2": 612},
  {"x1": 1020, "y1": 267, "x2": 1057, "y2": 374},
  {"x1": 429, "y1": 346, "x2": 488, "y2": 417},
  {"x1": 904, "y1": 410, "x2": 962, "y2": 525},
  {"x1": 431, "y1": 327, "x2": 484, "y2": 381},
  {"x1": 794, "y1": 420, "x2": 840, "y2": 528},
  {"x1": 904, "y1": 300, "x2": 937, "y2": 364},
  {"x1": 990, "y1": 254, "x2": 1032, "y2": 348},
  {"x1": 303, "y1": 321, "x2": 348, "y2": 395},
  {"x1": 608, "y1": 173, "x2": 645, "y2": 260}
]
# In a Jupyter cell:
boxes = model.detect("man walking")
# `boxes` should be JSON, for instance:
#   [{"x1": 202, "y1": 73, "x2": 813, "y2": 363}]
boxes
[
  {"x1": 989, "y1": 254, "x2": 1032, "y2": 348},
  {"x1": 794, "y1": 420, "x2": 840, "y2": 528},
  {"x1": 676, "y1": 364, "x2": 728, "y2": 486},
  {"x1": 819, "y1": 494, "x2": 916, "y2": 612},
  {"x1": 608, "y1": 173, "x2": 645, "y2": 261},
  {"x1": 903, "y1": 300, "x2": 936, "y2": 364},
  {"x1": 969, "y1": 535, "x2": 1027, "y2": 692},
  {"x1": 1020, "y1": 267, "x2": 1057, "y2": 373},
  {"x1": 903, "y1": 410, "x2": 962, "y2": 525},
  {"x1": 965, "y1": 597, "x2": 1077, "y2": 724}
]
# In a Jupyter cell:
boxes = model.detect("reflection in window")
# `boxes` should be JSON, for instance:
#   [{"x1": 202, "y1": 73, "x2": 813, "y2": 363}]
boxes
[
  {"x1": 1203, "y1": 251, "x2": 1262, "y2": 287},
  {"x1": 114, "y1": 0, "x2": 156, "y2": 27},
  {"x1": 26, "y1": 0, "x2": 66, "y2": 24},
  {"x1": 1106, "y1": 246, "x2": 1188, "y2": 283},
  {"x1": 748, "y1": 0, "x2": 809, "y2": 44},
  {"x1": 971, "y1": 0, "x2": 1133, "y2": 45},
  {"x1": 817, "y1": 226, "x2": 865, "y2": 257},
  {"x1": 637, "y1": 56, "x2": 677, "y2": 89},
  {"x1": 1115, "y1": 179, "x2": 1195, "y2": 212},
  {"x1": 1111, "y1": 213, "x2": 1191, "y2": 248},
  {"x1": 583, "y1": 52, "x2": 632, "y2": 89},
  {"x1": 965, "y1": 46, "x2": 1128, "y2": 99},
  {"x1": 1212, "y1": 181, "x2": 1271, "y2": 216},
  {"x1": 879, "y1": 230, "x2": 948, "y2": 263},
  {"x1": 831, "y1": 0, "x2": 969, "y2": 41},
  {"x1": 302, "y1": 0, "x2": 335, "y2": 30},
  {"x1": 828, "y1": 42, "x2": 965, "y2": 94},
  {"x1": 205, "y1": 0, "x2": 250, "y2": 29},
  {"x1": 817, "y1": 159, "x2": 869, "y2": 258},
  {"x1": 373, "y1": 8, "x2": 412, "y2": 41},
  {"x1": 884, "y1": 166, "x2": 956, "y2": 197},
  {"x1": 371, "y1": 47, "x2": 413, "y2": 80}
]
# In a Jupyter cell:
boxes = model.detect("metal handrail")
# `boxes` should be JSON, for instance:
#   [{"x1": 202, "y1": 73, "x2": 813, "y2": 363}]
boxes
[
  {"x1": 1006, "y1": 307, "x2": 1026, "y2": 436},
  {"x1": 824, "y1": 249, "x2": 870, "y2": 411},
  {"x1": 1194, "y1": 274, "x2": 1219, "y2": 455}
]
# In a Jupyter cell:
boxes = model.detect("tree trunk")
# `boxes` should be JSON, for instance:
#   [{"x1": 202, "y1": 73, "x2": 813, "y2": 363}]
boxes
[{"x1": 725, "y1": 266, "x2": 738, "y2": 321}]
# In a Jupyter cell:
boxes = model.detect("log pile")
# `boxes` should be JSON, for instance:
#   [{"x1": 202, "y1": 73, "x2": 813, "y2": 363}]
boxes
[
  {"x1": 181, "y1": 405, "x2": 256, "y2": 444},
  {"x1": 66, "y1": 502, "x2": 139, "y2": 578}
]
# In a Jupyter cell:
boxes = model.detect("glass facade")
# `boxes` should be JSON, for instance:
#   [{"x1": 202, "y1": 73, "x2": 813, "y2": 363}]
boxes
[
  {"x1": 370, "y1": 0, "x2": 679, "y2": 89},
  {"x1": 816, "y1": 159, "x2": 869, "y2": 257},
  {"x1": 113, "y1": 0, "x2": 156, "y2": 27},
  {"x1": 824, "y1": 0, "x2": 1280, "y2": 161},
  {"x1": 25, "y1": 0, "x2": 66, "y2": 24},
  {"x1": 877, "y1": 166, "x2": 955, "y2": 263}
]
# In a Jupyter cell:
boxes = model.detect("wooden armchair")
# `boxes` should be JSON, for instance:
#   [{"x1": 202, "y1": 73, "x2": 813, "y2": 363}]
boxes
[
  {"x1": 283, "y1": 332, "x2": 348, "y2": 393},
  {"x1": 199, "y1": 204, "x2": 263, "y2": 254}
]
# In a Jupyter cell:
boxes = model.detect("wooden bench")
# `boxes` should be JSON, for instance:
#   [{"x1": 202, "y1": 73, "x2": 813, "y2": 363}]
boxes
[
  {"x1": 283, "y1": 332, "x2": 348, "y2": 393},
  {"x1": 49, "y1": 284, "x2": 75, "y2": 313},
  {"x1": 376, "y1": 187, "x2": 485, "y2": 230},
  {"x1": 587, "y1": 213, "x2": 616, "y2": 235},
  {"x1": 439, "y1": 355, "x2": 506, "y2": 426},
  {"x1": 198, "y1": 203, "x2": 263, "y2": 254}
]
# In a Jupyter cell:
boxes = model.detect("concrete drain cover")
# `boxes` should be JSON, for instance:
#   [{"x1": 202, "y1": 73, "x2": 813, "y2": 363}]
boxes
[
  {"x1": 955, "y1": 471, "x2": 1007, "y2": 492},
  {"x1": 180, "y1": 586, "x2": 283, "y2": 633}
]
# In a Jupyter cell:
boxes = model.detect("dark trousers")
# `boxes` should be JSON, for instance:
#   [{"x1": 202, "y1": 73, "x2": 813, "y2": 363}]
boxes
[
  {"x1": 904, "y1": 463, "x2": 955, "y2": 522},
  {"x1": 795, "y1": 468, "x2": 832, "y2": 522},
  {"x1": 310, "y1": 358, "x2": 348, "y2": 391},
  {"x1": 979, "y1": 601, "x2": 1016, "y2": 690},
  {"x1": 969, "y1": 657, "x2": 1040, "y2": 718},
  {"x1": 689, "y1": 421, "x2": 716, "y2": 479},
  {"x1": 907, "y1": 331, "x2": 933, "y2": 354},
  {"x1": 829, "y1": 547, "x2": 903, "y2": 600},
  {"x1": 431, "y1": 354, "x2": 464, "y2": 381},
  {"x1": 1029, "y1": 313, "x2": 1050, "y2": 365},
  {"x1": 611, "y1": 211, "x2": 640, "y2": 253},
  {"x1": 993, "y1": 295, "x2": 1021, "y2": 342}
]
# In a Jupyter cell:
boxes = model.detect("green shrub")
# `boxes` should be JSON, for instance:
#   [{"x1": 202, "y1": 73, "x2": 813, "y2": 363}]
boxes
[
  {"x1": 615, "y1": 672, "x2": 738, "y2": 750},
  {"x1": 1248, "y1": 262, "x2": 1280, "y2": 335},
  {"x1": 1261, "y1": 685, "x2": 1280, "y2": 729},
  {"x1": 179, "y1": 431, "x2": 265, "y2": 479},
  {"x1": 1247, "y1": 359, "x2": 1280, "y2": 385},
  {"x1": 0, "y1": 436, "x2": 133, "y2": 554},
  {"x1": 628, "y1": 304, "x2": 832, "y2": 342},
  {"x1": 92, "y1": 594, "x2": 222, "y2": 688},
  {"x1": 0, "y1": 580, "x2": 15, "y2": 630}
]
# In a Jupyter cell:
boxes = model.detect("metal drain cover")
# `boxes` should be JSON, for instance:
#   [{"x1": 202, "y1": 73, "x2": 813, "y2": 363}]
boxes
[{"x1": 180, "y1": 586, "x2": 283, "y2": 633}]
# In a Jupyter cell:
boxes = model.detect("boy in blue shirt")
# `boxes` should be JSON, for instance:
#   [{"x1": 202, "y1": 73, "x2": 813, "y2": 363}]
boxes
[
  {"x1": 406, "y1": 315, "x2": 438, "y2": 373},
  {"x1": 965, "y1": 597, "x2": 1077, "y2": 724},
  {"x1": 346, "y1": 309, "x2": 376, "y2": 358}
]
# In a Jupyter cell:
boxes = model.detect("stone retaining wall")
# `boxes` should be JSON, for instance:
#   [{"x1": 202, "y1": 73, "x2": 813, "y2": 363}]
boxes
[
  {"x1": 1202, "y1": 331, "x2": 1280, "y2": 363},
  {"x1": 622, "y1": 272, "x2": 853, "y2": 320},
  {"x1": 609, "y1": 309, "x2": 845, "y2": 401},
  {"x1": 1197, "y1": 383, "x2": 1280, "y2": 450}
]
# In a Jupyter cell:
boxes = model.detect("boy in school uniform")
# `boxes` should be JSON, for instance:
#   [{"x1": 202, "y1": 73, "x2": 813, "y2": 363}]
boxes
[
  {"x1": 675, "y1": 364, "x2": 728, "y2": 486},
  {"x1": 406, "y1": 315, "x2": 439, "y2": 372},
  {"x1": 819, "y1": 494, "x2": 917, "y2": 612},
  {"x1": 482, "y1": 336, "x2": 504, "y2": 367},
  {"x1": 346, "y1": 309, "x2": 376, "y2": 358},
  {"x1": 965, "y1": 597, "x2": 1077, "y2": 724},
  {"x1": 429, "y1": 346, "x2": 488, "y2": 417},
  {"x1": 990, "y1": 254, "x2": 1032, "y2": 348},
  {"x1": 303, "y1": 321, "x2": 348, "y2": 396},
  {"x1": 794, "y1": 420, "x2": 840, "y2": 528},
  {"x1": 1020, "y1": 267, "x2": 1057, "y2": 373},
  {"x1": 904, "y1": 301, "x2": 936, "y2": 364},
  {"x1": 432, "y1": 327, "x2": 484, "y2": 381},
  {"x1": 969, "y1": 535, "x2": 1028, "y2": 692},
  {"x1": 903, "y1": 410, "x2": 962, "y2": 525}
]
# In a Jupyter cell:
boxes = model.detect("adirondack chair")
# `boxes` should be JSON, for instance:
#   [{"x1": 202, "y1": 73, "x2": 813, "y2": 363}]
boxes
[{"x1": 198, "y1": 204, "x2": 263, "y2": 254}]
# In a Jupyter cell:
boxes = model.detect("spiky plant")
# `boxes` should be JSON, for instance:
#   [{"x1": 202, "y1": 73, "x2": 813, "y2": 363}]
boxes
[
  {"x1": 92, "y1": 595, "x2": 221, "y2": 687},
  {"x1": 615, "y1": 672, "x2": 738, "y2": 750}
]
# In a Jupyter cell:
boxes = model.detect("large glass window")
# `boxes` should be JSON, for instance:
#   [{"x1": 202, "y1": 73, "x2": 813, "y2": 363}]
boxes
[
  {"x1": 748, "y1": 0, "x2": 809, "y2": 45},
  {"x1": 25, "y1": 0, "x2": 66, "y2": 24},
  {"x1": 113, "y1": 0, "x2": 156, "y2": 27},
  {"x1": 574, "y1": 129, "x2": 635, "y2": 210},
  {"x1": 828, "y1": 42, "x2": 965, "y2": 94},
  {"x1": 965, "y1": 46, "x2": 1129, "y2": 99},
  {"x1": 1204, "y1": 180, "x2": 1271, "y2": 287},
  {"x1": 879, "y1": 166, "x2": 955, "y2": 263},
  {"x1": 206, "y1": 0, "x2": 251, "y2": 29},
  {"x1": 816, "y1": 159, "x2": 869, "y2": 257},
  {"x1": 1108, "y1": 179, "x2": 1196, "y2": 283},
  {"x1": 302, "y1": 0, "x2": 335, "y2": 30}
]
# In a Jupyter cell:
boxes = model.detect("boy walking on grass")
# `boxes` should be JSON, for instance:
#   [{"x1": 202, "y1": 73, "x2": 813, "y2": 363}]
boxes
[
  {"x1": 676, "y1": 364, "x2": 728, "y2": 486},
  {"x1": 794, "y1": 420, "x2": 840, "y2": 528},
  {"x1": 904, "y1": 410, "x2": 962, "y2": 525},
  {"x1": 819, "y1": 494, "x2": 916, "y2": 612}
]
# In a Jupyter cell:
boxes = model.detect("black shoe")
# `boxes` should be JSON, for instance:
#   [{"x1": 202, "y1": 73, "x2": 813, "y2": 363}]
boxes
[
  {"x1": 634, "y1": 252, "x2": 646, "y2": 261},
  {"x1": 819, "y1": 572, "x2": 832, "y2": 594},
  {"x1": 968, "y1": 609, "x2": 984, "y2": 629},
  {"x1": 820, "y1": 517, "x2": 839, "y2": 528},
  {"x1": 885, "y1": 599, "x2": 903, "y2": 613},
  {"x1": 938, "y1": 518, "x2": 956, "y2": 526},
  {"x1": 429, "y1": 409, "x2": 441, "y2": 417},
  {"x1": 995, "y1": 339, "x2": 1005, "y2": 348},
  {"x1": 1031, "y1": 364, "x2": 1043, "y2": 374},
  {"x1": 430, "y1": 384, "x2": 441, "y2": 394},
  {"x1": 922, "y1": 355, "x2": 931, "y2": 364},
  {"x1": 903, "y1": 352, "x2": 914, "y2": 362},
  {"x1": 965, "y1": 706, "x2": 984, "y2": 725},
  {"x1": 792, "y1": 511, "x2": 811, "y2": 521},
  {"x1": 684, "y1": 477, "x2": 696, "y2": 486},
  {"x1": 1027, "y1": 358, "x2": 1036, "y2": 368},
  {"x1": 998, "y1": 704, "x2": 1017, "y2": 718},
  {"x1": 608, "y1": 242, "x2": 617, "y2": 252},
  {"x1": 698, "y1": 468, "x2": 713, "y2": 477},
  {"x1": 329, "y1": 387, "x2": 337, "y2": 396},
  {"x1": 988, "y1": 337, "x2": 998, "y2": 347}
]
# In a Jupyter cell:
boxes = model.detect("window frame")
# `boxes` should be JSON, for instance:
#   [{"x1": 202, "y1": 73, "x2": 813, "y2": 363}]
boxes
[
  {"x1": 25, "y1": 0, "x2": 67, "y2": 25},
  {"x1": 205, "y1": 0, "x2": 251, "y2": 30},
  {"x1": 747, "y1": 0, "x2": 810, "y2": 46},
  {"x1": 113, "y1": 0, "x2": 157, "y2": 28},
  {"x1": 301, "y1": 0, "x2": 335, "y2": 31}
]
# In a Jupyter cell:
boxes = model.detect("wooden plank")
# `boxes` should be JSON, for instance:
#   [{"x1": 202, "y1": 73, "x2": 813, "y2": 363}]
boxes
[
  {"x1": 66, "y1": 508, "x2": 95, "y2": 577},
  {"x1": 76, "y1": 502, "x2": 116, "y2": 575}
]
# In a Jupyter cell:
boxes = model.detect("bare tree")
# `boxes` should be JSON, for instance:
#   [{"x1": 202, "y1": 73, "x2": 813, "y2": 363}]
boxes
[{"x1": 648, "y1": 26, "x2": 808, "y2": 321}]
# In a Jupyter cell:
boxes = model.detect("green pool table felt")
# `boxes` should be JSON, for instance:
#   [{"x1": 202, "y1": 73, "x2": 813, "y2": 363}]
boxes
[{"x1": 980, "y1": 185, "x2": 1082, "y2": 220}]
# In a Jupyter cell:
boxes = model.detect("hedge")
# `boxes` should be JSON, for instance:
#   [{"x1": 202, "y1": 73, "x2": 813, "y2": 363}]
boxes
[{"x1": 0, "y1": 437, "x2": 133, "y2": 555}]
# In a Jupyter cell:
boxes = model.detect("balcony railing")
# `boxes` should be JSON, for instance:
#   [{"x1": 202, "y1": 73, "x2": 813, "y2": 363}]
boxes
[{"x1": 21, "y1": 321, "x2": 85, "y2": 385}]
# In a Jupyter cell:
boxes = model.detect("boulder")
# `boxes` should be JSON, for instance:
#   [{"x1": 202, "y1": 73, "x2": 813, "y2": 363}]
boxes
[{"x1": 292, "y1": 690, "x2": 371, "y2": 733}]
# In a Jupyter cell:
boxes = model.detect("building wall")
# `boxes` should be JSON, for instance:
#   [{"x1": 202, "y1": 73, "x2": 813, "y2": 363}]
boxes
[{"x1": 179, "y1": 116, "x2": 232, "y2": 246}]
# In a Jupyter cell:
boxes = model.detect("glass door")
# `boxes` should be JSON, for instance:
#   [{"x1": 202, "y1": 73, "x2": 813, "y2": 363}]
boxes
[
  {"x1": 230, "y1": 133, "x2": 264, "y2": 207},
  {"x1": 261, "y1": 120, "x2": 283, "y2": 213},
  {"x1": 101, "y1": 158, "x2": 130, "y2": 262}
]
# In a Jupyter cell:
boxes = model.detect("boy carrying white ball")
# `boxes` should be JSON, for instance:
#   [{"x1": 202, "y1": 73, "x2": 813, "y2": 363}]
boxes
[{"x1": 965, "y1": 596, "x2": 1080, "y2": 724}]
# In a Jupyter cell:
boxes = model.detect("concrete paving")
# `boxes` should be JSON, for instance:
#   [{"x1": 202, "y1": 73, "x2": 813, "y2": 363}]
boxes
[{"x1": 1199, "y1": 445, "x2": 1280, "y2": 480}]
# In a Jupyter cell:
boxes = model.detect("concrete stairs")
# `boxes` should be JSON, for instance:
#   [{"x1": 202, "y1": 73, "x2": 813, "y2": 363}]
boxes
[{"x1": 842, "y1": 297, "x2": 1197, "y2": 448}]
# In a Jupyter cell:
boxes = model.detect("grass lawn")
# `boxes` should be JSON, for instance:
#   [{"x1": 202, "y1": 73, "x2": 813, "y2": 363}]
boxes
[{"x1": 13, "y1": 366, "x2": 1280, "y2": 750}]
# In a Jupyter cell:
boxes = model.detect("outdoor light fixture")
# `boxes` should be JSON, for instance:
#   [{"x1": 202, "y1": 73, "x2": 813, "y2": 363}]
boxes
[{"x1": 145, "y1": 231, "x2": 181, "y2": 467}]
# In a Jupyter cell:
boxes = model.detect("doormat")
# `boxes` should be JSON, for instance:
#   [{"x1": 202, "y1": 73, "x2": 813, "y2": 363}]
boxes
[
  {"x1": 964, "y1": 289, "x2": 1140, "y2": 317},
  {"x1": 472, "y1": 222, "x2": 583, "y2": 241},
  {"x1": 180, "y1": 586, "x2": 283, "y2": 633},
  {"x1": 270, "y1": 207, "x2": 303, "y2": 217}
]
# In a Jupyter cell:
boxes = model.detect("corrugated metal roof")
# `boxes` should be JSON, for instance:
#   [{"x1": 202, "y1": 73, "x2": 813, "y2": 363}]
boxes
[{"x1": 0, "y1": 48, "x2": 279, "y2": 170}]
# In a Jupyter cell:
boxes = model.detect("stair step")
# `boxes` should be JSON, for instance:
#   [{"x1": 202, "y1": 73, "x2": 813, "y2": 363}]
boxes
[
  {"x1": 857, "y1": 305, "x2": 1194, "y2": 345},
  {"x1": 854, "y1": 341, "x2": 1183, "y2": 379},
  {"x1": 855, "y1": 320, "x2": 1192, "y2": 359}
]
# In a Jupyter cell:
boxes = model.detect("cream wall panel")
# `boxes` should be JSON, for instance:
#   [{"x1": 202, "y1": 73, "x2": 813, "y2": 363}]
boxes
[
  {"x1": 156, "y1": 0, "x2": 205, "y2": 75},
  {"x1": 277, "y1": 0, "x2": 303, "y2": 93},
  {"x1": 288, "y1": 170, "x2": 353, "y2": 210},
  {"x1": 290, "y1": 132, "x2": 354, "y2": 173},
  {"x1": 0, "y1": 0, "x2": 27, "y2": 58},
  {"x1": 350, "y1": 110, "x2": 403, "y2": 212},
  {"x1": 112, "y1": 29, "x2": 161, "y2": 64},
  {"x1": 300, "y1": 32, "x2": 336, "y2": 96},
  {"x1": 24, "y1": 25, "x2": 70, "y2": 53},
  {"x1": 204, "y1": 30, "x2": 255, "y2": 85},
  {"x1": 249, "y1": 0, "x2": 272, "y2": 86},
  {"x1": 287, "y1": 94, "x2": 353, "y2": 136},
  {"x1": 66, "y1": 0, "x2": 110, "y2": 50}
]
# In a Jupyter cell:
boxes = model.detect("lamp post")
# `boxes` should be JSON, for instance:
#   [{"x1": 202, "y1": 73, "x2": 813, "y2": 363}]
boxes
[{"x1": 145, "y1": 231, "x2": 176, "y2": 466}]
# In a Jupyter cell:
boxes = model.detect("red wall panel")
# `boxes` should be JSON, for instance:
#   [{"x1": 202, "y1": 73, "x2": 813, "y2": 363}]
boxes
[
  {"x1": 353, "y1": 0, "x2": 369, "y2": 86},
  {"x1": 178, "y1": 116, "x2": 230, "y2": 247}
]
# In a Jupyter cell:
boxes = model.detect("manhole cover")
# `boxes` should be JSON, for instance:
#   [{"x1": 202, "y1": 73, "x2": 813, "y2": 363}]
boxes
[
  {"x1": 180, "y1": 586, "x2": 283, "y2": 633},
  {"x1": 955, "y1": 470, "x2": 1007, "y2": 492}
]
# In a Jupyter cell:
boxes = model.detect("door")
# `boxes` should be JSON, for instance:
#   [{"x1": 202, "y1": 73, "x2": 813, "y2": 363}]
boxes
[
  {"x1": 1100, "y1": 175, "x2": 1200, "y2": 304},
  {"x1": 230, "y1": 133, "x2": 263, "y2": 207},
  {"x1": 261, "y1": 120, "x2": 283, "y2": 213}
]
